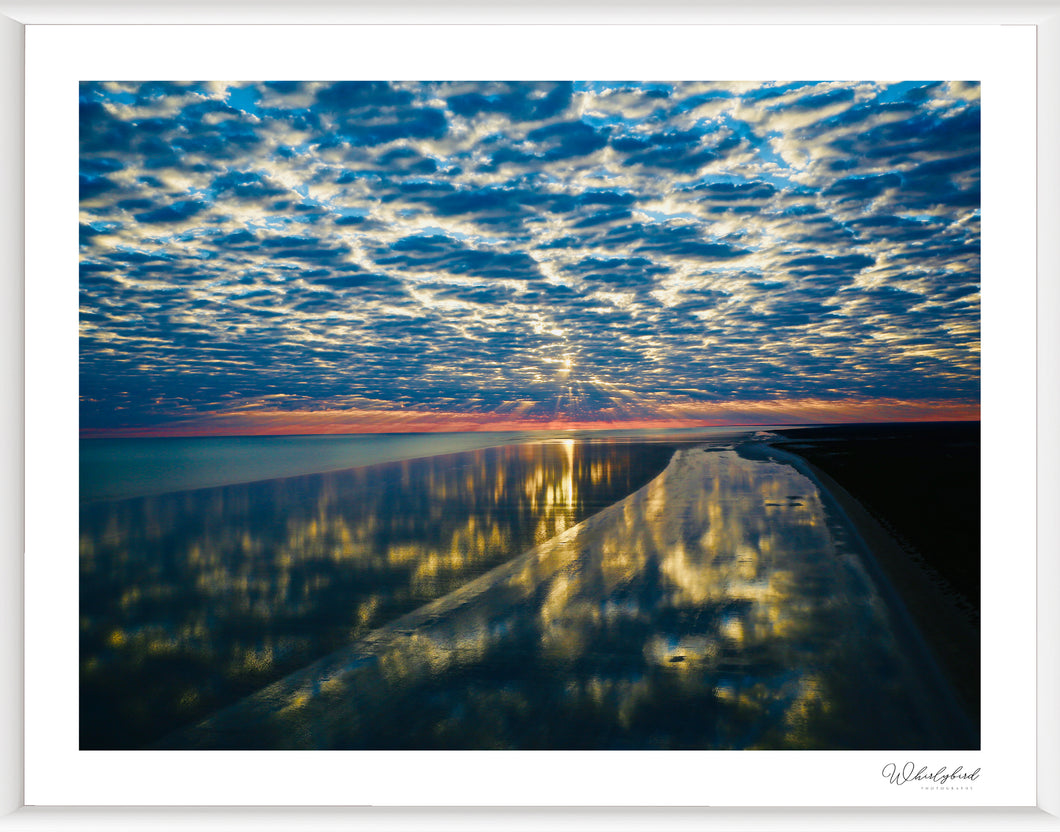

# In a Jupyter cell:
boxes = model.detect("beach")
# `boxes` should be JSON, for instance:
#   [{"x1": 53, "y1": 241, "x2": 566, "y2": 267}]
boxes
[
  {"x1": 147, "y1": 429, "x2": 977, "y2": 750},
  {"x1": 770, "y1": 422, "x2": 981, "y2": 726}
]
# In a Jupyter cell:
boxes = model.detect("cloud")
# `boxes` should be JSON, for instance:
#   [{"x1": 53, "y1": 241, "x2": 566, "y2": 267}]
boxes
[
  {"x1": 371, "y1": 234, "x2": 545, "y2": 281},
  {"x1": 314, "y1": 81, "x2": 448, "y2": 147},
  {"x1": 79, "y1": 80, "x2": 980, "y2": 433},
  {"x1": 133, "y1": 199, "x2": 208, "y2": 223},
  {"x1": 562, "y1": 256, "x2": 670, "y2": 288},
  {"x1": 80, "y1": 174, "x2": 119, "y2": 200},
  {"x1": 445, "y1": 81, "x2": 574, "y2": 122}
]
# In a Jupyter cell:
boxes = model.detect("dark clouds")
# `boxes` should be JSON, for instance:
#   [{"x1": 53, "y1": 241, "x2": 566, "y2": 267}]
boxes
[
  {"x1": 79, "y1": 80, "x2": 980, "y2": 431},
  {"x1": 372, "y1": 234, "x2": 545, "y2": 281},
  {"x1": 446, "y1": 81, "x2": 574, "y2": 122}
]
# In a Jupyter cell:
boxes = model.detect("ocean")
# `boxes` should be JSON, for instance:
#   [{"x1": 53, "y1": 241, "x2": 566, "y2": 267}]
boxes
[{"x1": 80, "y1": 427, "x2": 760, "y2": 503}]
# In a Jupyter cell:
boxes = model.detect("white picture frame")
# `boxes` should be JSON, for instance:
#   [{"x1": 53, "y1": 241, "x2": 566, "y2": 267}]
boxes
[{"x1": 4, "y1": 1, "x2": 1059, "y2": 829}]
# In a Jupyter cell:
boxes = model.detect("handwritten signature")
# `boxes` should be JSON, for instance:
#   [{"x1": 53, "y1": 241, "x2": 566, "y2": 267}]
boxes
[{"x1": 882, "y1": 762, "x2": 981, "y2": 786}]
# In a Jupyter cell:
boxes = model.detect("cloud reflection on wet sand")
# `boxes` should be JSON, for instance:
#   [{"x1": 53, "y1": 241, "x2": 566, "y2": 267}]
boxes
[{"x1": 167, "y1": 445, "x2": 975, "y2": 750}]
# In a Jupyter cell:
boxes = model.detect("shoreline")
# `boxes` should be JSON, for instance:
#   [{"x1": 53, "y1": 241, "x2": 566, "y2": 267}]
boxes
[
  {"x1": 768, "y1": 423, "x2": 981, "y2": 725},
  {"x1": 741, "y1": 441, "x2": 979, "y2": 743}
]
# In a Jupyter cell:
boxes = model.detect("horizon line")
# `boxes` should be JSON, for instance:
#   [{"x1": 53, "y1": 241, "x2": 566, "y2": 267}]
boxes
[{"x1": 79, "y1": 415, "x2": 981, "y2": 440}]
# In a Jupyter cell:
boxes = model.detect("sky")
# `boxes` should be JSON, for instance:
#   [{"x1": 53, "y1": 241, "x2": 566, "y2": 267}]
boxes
[{"x1": 79, "y1": 81, "x2": 981, "y2": 437}]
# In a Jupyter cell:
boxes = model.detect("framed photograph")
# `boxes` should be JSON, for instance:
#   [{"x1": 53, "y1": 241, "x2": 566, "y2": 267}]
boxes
[{"x1": 6, "y1": 3, "x2": 1058, "y2": 829}]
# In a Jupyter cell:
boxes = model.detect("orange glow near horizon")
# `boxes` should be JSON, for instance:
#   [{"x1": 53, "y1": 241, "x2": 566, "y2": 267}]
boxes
[{"x1": 79, "y1": 398, "x2": 981, "y2": 439}]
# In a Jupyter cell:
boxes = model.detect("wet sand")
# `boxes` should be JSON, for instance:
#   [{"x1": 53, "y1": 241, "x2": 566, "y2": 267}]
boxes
[{"x1": 163, "y1": 439, "x2": 978, "y2": 750}]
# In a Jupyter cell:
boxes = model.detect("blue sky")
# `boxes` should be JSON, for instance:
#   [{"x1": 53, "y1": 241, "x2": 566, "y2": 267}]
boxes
[{"x1": 79, "y1": 81, "x2": 980, "y2": 436}]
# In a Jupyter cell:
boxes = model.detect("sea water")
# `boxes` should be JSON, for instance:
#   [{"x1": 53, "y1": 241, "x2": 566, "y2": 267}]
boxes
[
  {"x1": 80, "y1": 427, "x2": 761, "y2": 503},
  {"x1": 80, "y1": 437, "x2": 688, "y2": 748}
]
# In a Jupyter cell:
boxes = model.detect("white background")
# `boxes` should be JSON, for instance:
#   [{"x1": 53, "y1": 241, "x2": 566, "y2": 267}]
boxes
[{"x1": 18, "y1": 19, "x2": 1042, "y2": 815}]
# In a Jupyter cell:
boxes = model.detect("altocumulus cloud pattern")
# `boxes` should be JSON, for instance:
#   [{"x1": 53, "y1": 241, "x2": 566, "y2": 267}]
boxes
[{"x1": 79, "y1": 81, "x2": 980, "y2": 436}]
